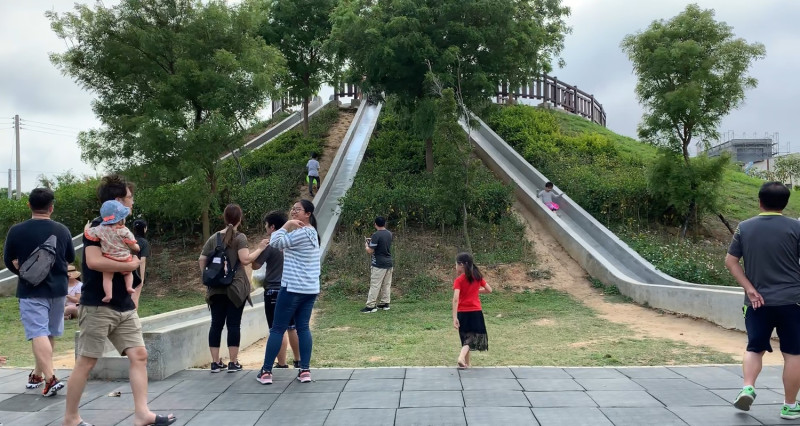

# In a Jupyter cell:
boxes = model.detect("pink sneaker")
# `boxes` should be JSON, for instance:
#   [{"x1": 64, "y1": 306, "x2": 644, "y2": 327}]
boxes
[
  {"x1": 256, "y1": 369, "x2": 272, "y2": 385},
  {"x1": 297, "y1": 370, "x2": 311, "y2": 383}
]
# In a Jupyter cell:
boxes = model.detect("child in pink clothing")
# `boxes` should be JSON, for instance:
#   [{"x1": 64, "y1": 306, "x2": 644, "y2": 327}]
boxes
[{"x1": 84, "y1": 200, "x2": 140, "y2": 302}]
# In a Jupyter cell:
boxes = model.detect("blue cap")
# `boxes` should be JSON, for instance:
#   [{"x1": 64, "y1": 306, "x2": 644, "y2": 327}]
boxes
[{"x1": 100, "y1": 200, "x2": 130, "y2": 225}]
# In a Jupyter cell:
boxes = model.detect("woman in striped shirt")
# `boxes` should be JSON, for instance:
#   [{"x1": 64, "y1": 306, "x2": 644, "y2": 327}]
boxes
[{"x1": 256, "y1": 199, "x2": 321, "y2": 385}]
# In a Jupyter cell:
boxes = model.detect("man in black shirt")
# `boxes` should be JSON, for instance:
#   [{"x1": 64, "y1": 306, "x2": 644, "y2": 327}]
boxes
[
  {"x1": 63, "y1": 175, "x2": 175, "y2": 426},
  {"x1": 361, "y1": 216, "x2": 394, "y2": 313},
  {"x1": 3, "y1": 187, "x2": 74, "y2": 396}
]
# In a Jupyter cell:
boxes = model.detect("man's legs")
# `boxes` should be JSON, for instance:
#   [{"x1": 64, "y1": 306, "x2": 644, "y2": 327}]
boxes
[
  {"x1": 378, "y1": 267, "x2": 392, "y2": 306},
  {"x1": 31, "y1": 336, "x2": 55, "y2": 379},
  {"x1": 783, "y1": 353, "x2": 800, "y2": 404},
  {"x1": 365, "y1": 267, "x2": 385, "y2": 309},
  {"x1": 743, "y1": 350, "x2": 764, "y2": 387},
  {"x1": 63, "y1": 355, "x2": 98, "y2": 426}
]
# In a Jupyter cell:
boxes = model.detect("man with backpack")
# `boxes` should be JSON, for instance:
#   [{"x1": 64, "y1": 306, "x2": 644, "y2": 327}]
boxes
[{"x1": 3, "y1": 187, "x2": 75, "y2": 396}]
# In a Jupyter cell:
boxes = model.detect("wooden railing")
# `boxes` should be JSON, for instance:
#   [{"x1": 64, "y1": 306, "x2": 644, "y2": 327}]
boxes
[
  {"x1": 497, "y1": 75, "x2": 606, "y2": 127},
  {"x1": 270, "y1": 93, "x2": 305, "y2": 115},
  {"x1": 332, "y1": 83, "x2": 361, "y2": 101}
]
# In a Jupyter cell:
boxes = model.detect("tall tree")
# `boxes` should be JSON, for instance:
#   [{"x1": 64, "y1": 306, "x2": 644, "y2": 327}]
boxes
[
  {"x1": 48, "y1": 0, "x2": 285, "y2": 240},
  {"x1": 330, "y1": 0, "x2": 571, "y2": 171},
  {"x1": 261, "y1": 0, "x2": 337, "y2": 136},
  {"x1": 621, "y1": 4, "x2": 765, "y2": 237}
]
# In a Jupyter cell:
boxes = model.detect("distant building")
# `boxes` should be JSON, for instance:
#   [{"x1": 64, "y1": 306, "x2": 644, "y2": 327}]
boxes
[{"x1": 699, "y1": 134, "x2": 778, "y2": 164}]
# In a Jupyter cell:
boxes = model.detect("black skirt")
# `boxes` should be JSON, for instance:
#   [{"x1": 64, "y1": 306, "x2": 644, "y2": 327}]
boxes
[{"x1": 457, "y1": 310, "x2": 488, "y2": 351}]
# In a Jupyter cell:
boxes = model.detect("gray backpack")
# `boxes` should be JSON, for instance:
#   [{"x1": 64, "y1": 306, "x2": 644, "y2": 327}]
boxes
[{"x1": 19, "y1": 235, "x2": 58, "y2": 286}]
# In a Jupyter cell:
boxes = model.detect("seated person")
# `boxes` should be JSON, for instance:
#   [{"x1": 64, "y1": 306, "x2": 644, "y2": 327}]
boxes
[{"x1": 64, "y1": 265, "x2": 83, "y2": 320}]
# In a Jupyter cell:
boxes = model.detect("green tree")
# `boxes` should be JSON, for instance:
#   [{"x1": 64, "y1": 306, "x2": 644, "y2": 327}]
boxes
[
  {"x1": 330, "y1": 0, "x2": 571, "y2": 171},
  {"x1": 621, "y1": 4, "x2": 765, "y2": 236},
  {"x1": 48, "y1": 0, "x2": 285, "y2": 240},
  {"x1": 261, "y1": 0, "x2": 337, "y2": 136},
  {"x1": 774, "y1": 154, "x2": 800, "y2": 187}
]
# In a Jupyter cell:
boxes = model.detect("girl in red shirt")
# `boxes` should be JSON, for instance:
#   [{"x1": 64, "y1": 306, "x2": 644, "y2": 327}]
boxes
[{"x1": 452, "y1": 252, "x2": 493, "y2": 368}]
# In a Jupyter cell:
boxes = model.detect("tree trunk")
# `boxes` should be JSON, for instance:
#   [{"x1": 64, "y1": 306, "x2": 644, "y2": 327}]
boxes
[
  {"x1": 201, "y1": 204, "x2": 210, "y2": 242},
  {"x1": 425, "y1": 136, "x2": 434, "y2": 172},
  {"x1": 202, "y1": 168, "x2": 217, "y2": 242},
  {"x1": 462, "y1": 202, "x2": 472, "y2": 254},
  {"x1": 302, "y1": 96, "x2": 310, "y2": 137},
  {"x1": 717, "y1": 212, "x2": 735, "y2": 235},
  {"x1": 680, "y1": 199, "x2": 696, "y2": 239}
]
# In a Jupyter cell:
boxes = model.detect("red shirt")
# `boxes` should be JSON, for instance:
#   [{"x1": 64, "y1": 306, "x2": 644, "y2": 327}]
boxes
[{"x1": 453, "y1": 273, "x2": 486, "y2": 312}]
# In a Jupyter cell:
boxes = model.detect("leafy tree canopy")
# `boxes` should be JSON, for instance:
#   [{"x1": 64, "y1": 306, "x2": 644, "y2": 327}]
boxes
[{"x1": 621, "y1": 4, "x2": 766, "y2": 163}]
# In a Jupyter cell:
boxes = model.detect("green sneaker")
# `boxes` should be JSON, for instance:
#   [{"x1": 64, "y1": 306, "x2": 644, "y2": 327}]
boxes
[
  {"x1": 781, "y1": 402, "x2": 800, "y2": 420},
  {"x1": 734, "y1": 386, "x2": 756, "y2": 411}
]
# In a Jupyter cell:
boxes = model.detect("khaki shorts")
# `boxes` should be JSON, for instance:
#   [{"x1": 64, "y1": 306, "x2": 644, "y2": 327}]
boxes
[{"x1": 76, "y1": 305, "x2": 145, "y2": 358}]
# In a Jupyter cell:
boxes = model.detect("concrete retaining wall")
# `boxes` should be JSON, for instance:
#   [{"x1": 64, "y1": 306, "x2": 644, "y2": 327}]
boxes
[{"x1": 462, "y1": 116, "x2": 746, "y2": 331}]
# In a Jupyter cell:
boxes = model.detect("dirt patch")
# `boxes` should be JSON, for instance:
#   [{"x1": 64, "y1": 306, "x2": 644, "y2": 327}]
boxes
[
  {"x1": 533, "y1": 318, "x2": 556, "y2": 327},
  {"x1": 511, "y1": 201, "x2": 782, "y2": 365},
  {"x1": 301, "y1": 109, "x2": 357, "y2": 201}
]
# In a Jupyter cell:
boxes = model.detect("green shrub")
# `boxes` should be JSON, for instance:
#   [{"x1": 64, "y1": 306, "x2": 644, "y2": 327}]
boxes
[{"x1": 51, "y1": 179, "x2": 99, "y2": 233}]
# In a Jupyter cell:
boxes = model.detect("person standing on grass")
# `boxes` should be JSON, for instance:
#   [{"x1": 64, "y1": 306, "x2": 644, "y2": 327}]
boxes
[
  {"x1": 252, "y1": 210, "x2": 301, "y2": 369},
  {"x1": 361, "y1": 216, "x2": 393, "y2": 313},
  {"x1": 199, "y1": 204, "x2": 268, "y2": 373},
  {"x1": 131, "y1": 219, "x2": 150, "y2": 309},
  {"x1": 307, "y1": 152, "x2": 321, "y2": 196},
  {"x1": 256, "y1": 199, "x2": 320, "y2": 385},
  {"x1": 452, "y1": 252, "x2": 492, "y2": 369},
  {"x1": 725, "y1": 181, "x2": 800, "y2": 420},
  {"x1": 3, "y1": 187, "x2": 74, "y2": 396},
  {"x1": 63, "y1": 174, "x2": 176, "y2": 426}
]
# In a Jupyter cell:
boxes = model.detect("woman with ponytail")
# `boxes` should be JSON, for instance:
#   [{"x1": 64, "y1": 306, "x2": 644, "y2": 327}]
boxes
[
  {"x1": 199, "y1": 204, "x2": 268, "y2": 373},
  {"x1": 452, "y1": 252, "x2": 492, "y2": 368},
  {"x1": 257, "y1": 199, "x2": 320, "y2": 385}
]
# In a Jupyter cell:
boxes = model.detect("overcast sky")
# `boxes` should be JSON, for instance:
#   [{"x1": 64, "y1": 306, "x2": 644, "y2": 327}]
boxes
[{"x1": 1, "y1": 0, "x2": 797, "y2": 192}]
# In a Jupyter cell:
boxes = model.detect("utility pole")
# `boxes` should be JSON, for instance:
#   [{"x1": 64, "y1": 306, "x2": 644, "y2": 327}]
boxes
[
  {"x1": 7, "y1": 169, "x2": 11, "y2": 199},
  {"x1": 14, "y1": 115, "x2": 21, "y2": 200}
]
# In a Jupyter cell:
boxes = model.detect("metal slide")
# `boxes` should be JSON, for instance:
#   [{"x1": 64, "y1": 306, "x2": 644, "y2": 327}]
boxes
[
  {"x1": 0, "y1": 98, "x2": 328, "y2": 296},
  {"x1": 461, "y1": 115, "x2": 747, "y2": 331}
]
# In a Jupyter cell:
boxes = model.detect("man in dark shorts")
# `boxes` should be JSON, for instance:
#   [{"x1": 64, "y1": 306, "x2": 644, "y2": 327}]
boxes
[
  {"x1": 4, "y1": 187, "x2": 74, "y2": 396},
  {"x1": 726, "y1": 181, "x2": 800, "y2": 420},
  {"x1": 62, "y1": 175, "x2": 175, "y2": 426},
  {"x1": 253, "y1": 210, "x2": 300, "y2": 368}
]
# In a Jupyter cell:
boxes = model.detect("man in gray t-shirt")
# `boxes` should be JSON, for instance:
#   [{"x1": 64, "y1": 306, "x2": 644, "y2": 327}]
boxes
[
  {"x1": 361, "y1": 216, "x2": 393, "y2": 313},
  {"x1": 306, "y1": 152, "x2": 321, "y2": 196},
  {"x1": 725, "y1": 182, "x2": 800, "y2": 418}
]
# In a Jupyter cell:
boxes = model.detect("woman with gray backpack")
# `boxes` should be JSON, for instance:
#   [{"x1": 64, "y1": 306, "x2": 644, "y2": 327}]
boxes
[{"x1": 198, "y1": 204, "x2": 268, "y2": 372}]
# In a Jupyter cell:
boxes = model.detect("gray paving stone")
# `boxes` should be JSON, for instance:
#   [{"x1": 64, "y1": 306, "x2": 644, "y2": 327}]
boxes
[
  {"x1": 458, "y1": 367, "x2": 514, "y2": 379},
  {"x1": 0, "y1": 394, "x2": 15, "y2": 403},
  {"x1": 532, "y1": 407, "x2": 613, "y2": 426},
  {"x1": 226, "y1": 375, "x2": 292, "y2": 394},
  {"x1": 511, "y1": 367, "x2": 570, "y2": 379},
  {"x1": 0, "y1": 393, "x2": 63, "y2": 412},
  {"x1": 600, "y1": 407, "x2": 688, "y2": 426},
  {"x1": 747, "y1": 403, "x2": 800, "y2": 425},
  {"x1": 462, "y1": 390, "x2": 530, "y2": 407},
  {"x1": 256, "y1": 408, "x2": 329, "y2": 426},
  {"x1": 754, "y1": 373, "x2": 786, "y2": 390},
  {"x1": 0, "y1": 369, "x2": 24, "y2": 379},
  {"x1": 633, "y1": 378, "x2": 705, "y2": 391},
  {"x1": 464, "y1": 407, "x2": 538, "y2": 425},
  {"x1": 460, "y1": 378, "x2": 521, "y2": 391},
  {"x1": 284, "y1": 379, "x2": 347, "y2": 393},
  {"x1": 185, "y1": 410, "x2": 264, "y2": 426},
  {"x1": 720, "y1": 365, "x2": 745, "y2": 377},
  {"x1": 80, "y1": 392, "x2": 157, "y2": 410},
  {"x1": 404, "y1": 368, "x2": 458, "y2": 380},
  {"x1": 616, "y1": 367, "x2": 683, "y2": 379},
  {"x1": 334, "y1": 391, "x2": 399, "y2": 409},
  {"x1": 668, "y1": 405, "x2": 761, "y2": 426},
  {"x1": 349, "y1": 368, "x2": 405, "y2": 379},
  {"x1": 24, "y1": 408, "x2": 133, "y2": 426},
  {"x1": 669, "y1": 366, "x2": 744, "y2": 388},
  {"x1": 587, "y1": 390, "x2": 664, "y2": 408},
  {"x1": 648, "y1": 389, "x2": 730, "y2": 407},
  {"x1": 403, "y1": 378, "x2": 462, "y2": 391},
  {"x1": 564, "y1": 368, "x2": 626, "y2": 379},
  {"x1": 268, "y1": 368, "x2": 302, "y2": 381},
  {"x1": 343, "y1": 378, "x2": 403, "y2": 392},
  {"x1": 204, "y1": 392, "x2": 277, "y2": 411},
  {"x1": 518, "y1": 378, "x2": 583, "y2": 392},
  {"x1": 709, "y1": 388, "x2": 784, "y2": 405},
  {"x1": 117, "y1": 410, "x2": 200, "y2": 426},
  {"x1": 111, "y1": 379, "x2": 181, "y2": 395},
  {"x1": 400, "y1": 391, "x2": 463, "y2": 408},
  {"x1": 323, "y1": 408, "x2": 395, "y2": 426},
  {"x1": 169, "y1": 379, "x2": 235, "y2": 394},
  {"x1": 308, "y1": 369, "x2": 353, "y2": 380},
  {"x1": 0, "y1": 411, "x2": 29, "y2": 424},
  {"x1": 525, "y1": 391, "x2": 597, "y2": 408},
  {"x1": 168, "y1": 370, "x2": 216, "y2": 380},
  {"x1": 0, "y1": 372, "x2": 28, "y2": 388},
  {"x1": 6, "y1": 409, "x2": 62, "y2": 426},
  {"x1": 269, "y1": 392, "x2": 339, "y2": 410},
  {"x1": 395, "y1": 407, "x2": 466, "y2": 426},
  {"x1": 148, "y1": 392, "x2": 218, "y2": 410},
  {"x1": 576, "y1": 378, "x2": 644, "y2": 391}
]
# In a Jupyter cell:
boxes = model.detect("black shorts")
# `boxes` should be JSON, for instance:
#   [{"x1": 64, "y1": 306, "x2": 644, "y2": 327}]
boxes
[
  {"x1": 265, "y1": 288, "x2": 295, "y2": 330},
  {"x1": 744, "y1": 304, "x2": 800, "y2": 355}
]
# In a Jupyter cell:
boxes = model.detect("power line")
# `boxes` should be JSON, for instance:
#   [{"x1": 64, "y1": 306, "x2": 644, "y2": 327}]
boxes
[
  {"x1": 19, "y1": 118, "x2": 83, "y2": 130},
  {"x1": 18, "y1": 127, "x2": 80, "y2": 138},
  {"x1": 19, "y1": 124, "x2": 81, "y2": 135}
]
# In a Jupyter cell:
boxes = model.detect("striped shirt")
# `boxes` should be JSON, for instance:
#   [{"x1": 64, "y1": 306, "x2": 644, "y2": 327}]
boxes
[{"x1": 270, "y1": 227, "x2": 320, "y2": 294}]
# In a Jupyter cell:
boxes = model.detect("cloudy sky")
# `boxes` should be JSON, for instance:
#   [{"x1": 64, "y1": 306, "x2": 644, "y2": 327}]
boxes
[{"x1": 1, "y1": 0, "x2": 797, "y2": 192}]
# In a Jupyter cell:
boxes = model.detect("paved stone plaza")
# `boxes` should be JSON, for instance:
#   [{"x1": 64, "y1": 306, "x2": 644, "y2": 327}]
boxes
[{"x1": 0, "y1": 365, "x2": 796, "y2": 425}]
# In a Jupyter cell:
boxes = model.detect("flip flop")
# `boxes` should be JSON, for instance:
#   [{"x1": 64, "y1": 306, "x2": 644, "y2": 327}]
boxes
[
  {"x1": 76, "y1": 422, "x2": 94, "y2": 426},
  {"x1": 457, "y1": 360, "x2": 467, "y2": 369},
  {"x1": 146, "y1": 414, "x2": 177, "y2": 426}
]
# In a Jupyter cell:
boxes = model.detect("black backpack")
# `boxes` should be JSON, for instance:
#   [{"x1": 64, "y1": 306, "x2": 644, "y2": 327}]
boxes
[
  {"x1": 202, "y1": 233, "x2": 237, "y2": 287},
  {"x1": 19, "y1": 235, "x2": 58, "y2": 286}
]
